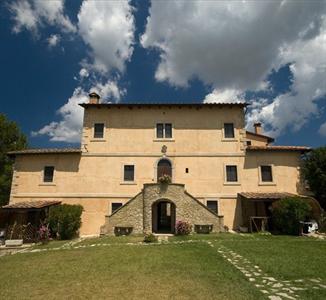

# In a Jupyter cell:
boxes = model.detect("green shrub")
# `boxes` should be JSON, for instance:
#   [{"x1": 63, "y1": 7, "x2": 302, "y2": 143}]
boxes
[
  {"x1": 175, "y1": 220, "x2": 192, "y2": 235},
  {"x1": 143, "y1": 233, "x2": 157, "y2": 243},
  {"x1": 48, "y1": 204, "x2": 83, "y2": 240},
  {"x1": 272, "y1": 197, "x2": 311, "y2": 235}
]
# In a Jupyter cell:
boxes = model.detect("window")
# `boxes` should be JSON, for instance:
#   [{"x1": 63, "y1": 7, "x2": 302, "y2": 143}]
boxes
[
  {"x1": 111, "y1": 203, "x2": 122, "y2": 213},
  {"x1": 157, "y1": 159, "x2": 172, "y2": 181},
  {"x1": 207, "y1": 200, "x2": 218, "y2": 214},
  {"x1": 124, "y1": 165, "x2": 135, "y2": 182},
  {"x1": 261, "y1": 165, "x2": 273, "y2": 182},
  {"x1": 43, "y1": 166, "x2": 54, "y2": 182},
  {"x1": 94, "y1": 123, "x2": 104, "y2": 138},
  {"x1": 226, "y1": 165, "x2": 238, "y2": 182},
  {"x1": 224, "y1": 123, "x2": 235, "y2": 138},
  {"x1": 156, "y1": 123, "x2": 172, "y2": 138}
]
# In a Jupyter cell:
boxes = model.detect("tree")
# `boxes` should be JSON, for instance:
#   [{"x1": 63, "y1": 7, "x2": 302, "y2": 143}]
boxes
[
  {"x1": 272, "y1": 197, "x2": 311, "y2": 235},
  {"x1": 0, "y1": 114, "x2": 27, "y2": 206},
  {"x1": 302, "y1": 147, "x2": 326, "y2": 210}
]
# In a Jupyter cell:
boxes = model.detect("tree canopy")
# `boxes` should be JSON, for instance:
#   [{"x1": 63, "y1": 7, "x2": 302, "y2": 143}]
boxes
[
  {"x1": 0, "y1": 114, "x2": 27, "y2": 206},
  {"x1": 302, "y1": 147, "x2": 326, "y2": 210}
]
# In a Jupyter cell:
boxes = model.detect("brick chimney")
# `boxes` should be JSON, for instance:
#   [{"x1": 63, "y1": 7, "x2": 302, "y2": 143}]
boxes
[
  {"x1": 254, "y1": 122, "x2": 262, "y2": 135},
  {"x1": 89, "y1": 92, "x2": 100, "y2": 104}
]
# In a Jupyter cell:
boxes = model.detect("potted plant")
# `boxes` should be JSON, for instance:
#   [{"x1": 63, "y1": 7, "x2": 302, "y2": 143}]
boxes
[{"x1": 158, "y1": 174, "x2": 172, "y2": 184}]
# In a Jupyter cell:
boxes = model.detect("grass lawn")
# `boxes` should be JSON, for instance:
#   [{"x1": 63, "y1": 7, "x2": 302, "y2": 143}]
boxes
[{"x1": 0, "y1": 234, "x2": 325, "y2": 299}]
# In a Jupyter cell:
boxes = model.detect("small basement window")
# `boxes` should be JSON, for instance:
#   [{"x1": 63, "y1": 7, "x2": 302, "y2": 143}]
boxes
[
  {"x1": 43, "y1": 166, "x2": 54, "y2": 182},
  {"x1": 111, "y1": 203, "x2": 122, "y2": 213},
  {"x1": 124, "y1": 165, "x2": 135, "y2": 182},
  {"x1": 224, "y1": 123, "x2": 235, "y2": 139},
  {"x1": 94, "y1": 123, "x2": 104, "y2": 138},
  {"x1": 226, "y1": 165, "x2": 238, "y2": 182},
  {"x1": 207, "y1": 200, "x2": 218, "y2": 214},
  {"x1": 261, "y1": 165, "x2": 273, "y2": 182}
]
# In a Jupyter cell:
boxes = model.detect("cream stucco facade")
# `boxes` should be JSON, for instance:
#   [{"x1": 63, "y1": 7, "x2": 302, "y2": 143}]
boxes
[{"x1": 7, "y1": 96, "x2": 310, "y2": 236}]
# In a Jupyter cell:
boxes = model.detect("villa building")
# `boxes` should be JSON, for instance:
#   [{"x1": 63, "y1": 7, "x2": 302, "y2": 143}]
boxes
[{"x1": 4, "y1": 93, "x2": 310, "y2": 236}]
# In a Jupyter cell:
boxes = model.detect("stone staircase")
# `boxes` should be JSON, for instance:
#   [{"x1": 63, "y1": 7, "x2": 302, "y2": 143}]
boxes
[{"x1": 101, "y1": 183, "x2": 224, "y2": 235}]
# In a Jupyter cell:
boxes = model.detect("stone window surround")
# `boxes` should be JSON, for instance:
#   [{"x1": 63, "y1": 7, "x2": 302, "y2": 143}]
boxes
[
  {"x1": 258, "y1": 164, "x2": 276, "y2": 186},
  {"x1": 153, "y1": 122, "x2": 174, "y2": 141},
  {"x1": 39, "y1": 166, "x2": 56, "y2": 186},
  {"x1": 205, "y1": 198, "x2": 219, "y2": 215},
  {"x1": 121, "y1": 163, "x2": 137, "y2": 185},
  {"x1": 153, "y1": 157, "x2": 175, "y2": 183},
  {"x1": 90, "y1": 121, "x2": 107, "y2": 142},
  {"x1": 223, "y1": 163, "x2": 241, "y2": 185},
  {"x1": 222, "y1": 122, "x2": 237, "y2": 142}
]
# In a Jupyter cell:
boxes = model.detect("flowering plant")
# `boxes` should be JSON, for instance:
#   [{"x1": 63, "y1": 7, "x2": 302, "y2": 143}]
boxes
[
  {"x1": 175, "y1": 220, "x2": 192, "y2": 235},
  {"x1": 158, "y1": 174, "x2": 171, "y2": 184},
  {"x1": 38, "y1": 224, "x2": 50, "y2": 244}
]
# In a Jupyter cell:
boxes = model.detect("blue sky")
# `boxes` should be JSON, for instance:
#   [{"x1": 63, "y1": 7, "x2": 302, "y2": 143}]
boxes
[{"x1": 0, "y1": 0, "x2": 325, "y2": 148}]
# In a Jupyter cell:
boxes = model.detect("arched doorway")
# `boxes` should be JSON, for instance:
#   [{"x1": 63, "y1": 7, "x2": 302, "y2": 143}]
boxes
[
  {"x1": 152, "y1": 200, "x2": 176, "y2": 233},
  {"x1": 157, "y1": 159, "x2": 172, "y2": 182}
]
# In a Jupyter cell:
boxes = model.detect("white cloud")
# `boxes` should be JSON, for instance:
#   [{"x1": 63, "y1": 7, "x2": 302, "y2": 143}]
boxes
[
  {"x1": 91, "y1": 81, "x2": 125, "y2": 103},
  {"x1": 31, "y1": 87, "x2": 87, "y2": 142},
  {"x1": 203, "y1": 89, "x2": 245, "y2": 104},
  {"x1": 31, "y1": 1, "x2": 135, "y2": 143},
  {"x1": 142, "y1": 1, "x2": 326, "y2": 138},
  {"x1": 319, "y1": 122, "x2": 326, "y2": 136},
  {"x1": 247, "y1": 25, "x2": 326, "y2": 137},
  {"x1": 47, "y1": 34, "x2": 61, "y2": 48},
  {"x1": 9, "y1": 0, "x2": 38, "y2": 33},
  {"x1": 79, "y1": 68, "x2": 89, "y2": 78},
  {"x1": 32, "y1": 81, "x2": 124, "y2": 142},
  {"x1": 77, "y1": 0, "x2": 135, "y2": 74},
  {"x1": 9, "y1": 0, "x2": 76, "y2": 34}
]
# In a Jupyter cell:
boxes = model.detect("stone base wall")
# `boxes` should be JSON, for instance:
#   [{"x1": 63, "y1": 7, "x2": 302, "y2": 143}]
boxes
[
  {"x1": 100, "y1": 192, "x2": 144, "y2": 235},
  {"x1": 101, "y1": 184, "x2": 224, "y2": 235},
  {"x1": 143, "y1": 184, "x2": 224, "y2": 233}
]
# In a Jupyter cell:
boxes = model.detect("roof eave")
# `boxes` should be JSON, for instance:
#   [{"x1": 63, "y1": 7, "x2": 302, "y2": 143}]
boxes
[
  {"x1": 7, "y1": 149, "x2": 82, "y2": 157},
  {"x1": 79, "y1": 102, "x2": 250, "y2": 108},
  {"x1": 246, "y1": 146, "x2": 311, "y2": 152}
]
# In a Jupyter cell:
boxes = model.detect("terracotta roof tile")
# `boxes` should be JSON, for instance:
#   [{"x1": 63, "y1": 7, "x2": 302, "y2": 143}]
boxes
[
  {"x1": 2, "y1": 200, "x2": 61, "y2": 209},
  {"x1": 239, "y1": 192, "x2": 296, "y2": 200},
  {"x1": 246, "y1": 145, "x2": 310, "y2": 152},
  {"x1": 8, "y1": 148, "x2": 81, "y2": 156}
]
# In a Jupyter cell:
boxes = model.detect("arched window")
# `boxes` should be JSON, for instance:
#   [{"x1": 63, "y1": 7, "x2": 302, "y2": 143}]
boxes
[{"x1": 157, "y1": 159, "x2": 172, "y2": 181}]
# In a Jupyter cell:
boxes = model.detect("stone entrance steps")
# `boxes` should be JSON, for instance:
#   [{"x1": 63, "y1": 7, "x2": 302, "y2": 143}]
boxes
[{"x1": 153, "y1": 233, "x2": 173, "y2": 243}]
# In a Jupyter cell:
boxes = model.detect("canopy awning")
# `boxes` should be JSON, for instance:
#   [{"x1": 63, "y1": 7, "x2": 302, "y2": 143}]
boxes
[
  {"x1": 2, "y1": 200, "x2": 61, "y2": 210},
  {"x1": 239, "y1": 192, "x2": 296, "y2": 201}
]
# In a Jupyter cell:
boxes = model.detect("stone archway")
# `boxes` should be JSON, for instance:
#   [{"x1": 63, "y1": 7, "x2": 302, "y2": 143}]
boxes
[{"x1": 152, "y1": 199, "x2": 176, "y2": 234}]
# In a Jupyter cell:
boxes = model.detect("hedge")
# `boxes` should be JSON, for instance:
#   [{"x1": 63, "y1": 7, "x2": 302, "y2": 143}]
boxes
[{"x1": 48, "y1": 204, "x2": 83, "y2": 240}]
